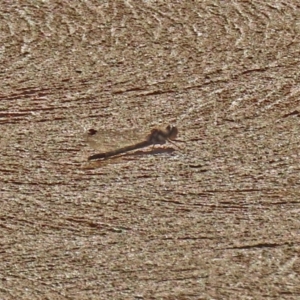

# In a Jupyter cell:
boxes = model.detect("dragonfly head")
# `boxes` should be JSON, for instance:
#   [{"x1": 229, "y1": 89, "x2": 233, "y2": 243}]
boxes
[
  {"x1": 166, "y1": 125, "x2": 178, "y2": 140},
  {"x1": 147, "y1": 125, "x2": 179, "y2": 144}
]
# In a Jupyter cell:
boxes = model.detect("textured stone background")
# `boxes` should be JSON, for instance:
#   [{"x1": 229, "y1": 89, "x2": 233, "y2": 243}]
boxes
[{"x1": 1, "y1": 1, "x2": 300, "y2": 299}]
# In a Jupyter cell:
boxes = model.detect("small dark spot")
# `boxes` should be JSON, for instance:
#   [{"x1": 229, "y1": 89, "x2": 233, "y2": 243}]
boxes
[{"x1": 88, "y1": 129, "x2": 98, "y2": 135}]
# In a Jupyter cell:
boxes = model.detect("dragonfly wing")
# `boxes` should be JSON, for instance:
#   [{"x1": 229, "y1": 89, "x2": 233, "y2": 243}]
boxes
[{"x1": 85, "y1": 127, "x2": 148, "y2": 152}]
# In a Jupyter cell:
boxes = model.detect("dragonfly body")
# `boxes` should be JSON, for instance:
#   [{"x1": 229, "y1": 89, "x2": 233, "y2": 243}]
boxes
[{"x1": 87, "y1": 125, "x2": 178, "y2": 161}]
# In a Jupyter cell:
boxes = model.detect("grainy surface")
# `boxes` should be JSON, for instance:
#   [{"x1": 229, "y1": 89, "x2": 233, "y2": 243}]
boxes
[{"x1": 1, "y1": 1, "x2": 300, "y2": 299}]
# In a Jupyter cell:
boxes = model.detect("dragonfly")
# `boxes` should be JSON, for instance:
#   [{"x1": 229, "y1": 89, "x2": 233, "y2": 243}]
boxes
[{"x1": 86, "y1": 125, "x2": 179, "y2": 161}]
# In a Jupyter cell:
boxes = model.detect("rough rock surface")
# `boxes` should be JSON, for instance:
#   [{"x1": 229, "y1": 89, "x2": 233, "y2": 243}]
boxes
[{"x1": 1, "y1": 1, "x2": 300, "y2": 299}]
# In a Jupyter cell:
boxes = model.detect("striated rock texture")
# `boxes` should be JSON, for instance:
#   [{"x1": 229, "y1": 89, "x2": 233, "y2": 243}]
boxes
[{"x1": 1, "y1": 1, "x2": 300, "y2": 299}]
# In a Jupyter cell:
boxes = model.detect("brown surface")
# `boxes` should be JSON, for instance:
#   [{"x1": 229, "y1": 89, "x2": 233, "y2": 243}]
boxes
[{"x1": 1, "y1": 1, "x2": 300, "y2": 299}]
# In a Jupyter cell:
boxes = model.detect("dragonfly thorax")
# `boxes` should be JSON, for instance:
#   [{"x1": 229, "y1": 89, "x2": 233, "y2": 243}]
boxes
[{"x1": 147, "y1": 129, "x2": 167, "y2": 144}]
